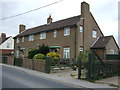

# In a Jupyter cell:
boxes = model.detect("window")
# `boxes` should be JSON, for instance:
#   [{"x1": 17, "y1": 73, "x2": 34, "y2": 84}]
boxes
[
  {"x1": 16, "y1": 38, "x2": 19, "y2": 43},
  {"x1": 22, "y1": 37, "x2": 24, "y2": 42},
  {"x1": 16, "y1": 50, "x2": 19, "y2": 58},
  {"x1": 40, "y1": 32, "x2": 46, "y2": 39},
  {"x1": 54, "y1": 30, "x2": 57, "y2": 38},
  {"x1": 63, "y1": 48, "x2": 70, "y2": 58},
  {"x1": 79, "y1": 47, "x2": 83, "y2": 51},
  {"x1": 29, "y1": 35, "x2": 34, "y2": 41},
  {"x1": 6, "y1": 43, "x2": 10, "y2": 48},
  {"x1": 110, "y1": 49, "x2": 114, "y2": 54},
  {"x1": 80, "y1": 26, "x2": 83, "y2": 32},
  {"x1": 92, "y1": 30, "x2": 97, "y2": 38},
  {"x1": 64, "y1": 27, "x2": 70, "y2": 36}
]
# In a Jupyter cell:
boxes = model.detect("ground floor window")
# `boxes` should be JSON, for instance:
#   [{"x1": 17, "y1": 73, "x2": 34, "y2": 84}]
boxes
[
  {"x1": 63, "y1": 48, "x2": 70, "y2": 58},
  {"x1": 110, "y1": 49, "x2": 114, "y2": 54},
  {"x1": 16, "y1": 50, "x2": 19, "y2": 58}
]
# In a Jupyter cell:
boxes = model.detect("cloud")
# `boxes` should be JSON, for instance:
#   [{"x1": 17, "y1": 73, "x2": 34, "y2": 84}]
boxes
[{"x1": 1, "y1": 0, "x2": 119, "y2": 45}]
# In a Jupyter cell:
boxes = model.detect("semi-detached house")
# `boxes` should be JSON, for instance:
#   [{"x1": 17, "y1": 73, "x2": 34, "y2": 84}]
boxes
[{"x1": 14, "y1": 2, "x2": 119, "y2": 59}]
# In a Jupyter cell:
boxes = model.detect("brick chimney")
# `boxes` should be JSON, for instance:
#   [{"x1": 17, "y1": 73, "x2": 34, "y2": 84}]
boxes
[
  {"x1": 81, "y1": 2, "x2": 90, "y2": 17},
  {"x1": 1, "y1": 33, "x2": 6, "y2": 42},
  {"x1": 19, "y1": 24, "x2": 26, "y2": 33},
  {"x1": 47, "y1": 15, "x2": 52, "y2": 24}
]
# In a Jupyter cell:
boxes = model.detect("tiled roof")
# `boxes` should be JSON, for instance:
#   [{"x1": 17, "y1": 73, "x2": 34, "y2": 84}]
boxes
[
  {"x1": 91, "y1": 36, "x2": 113, "y2": 49},
  {"x1": 15, "y1": 15, "x2": 81, "y2": 37}
]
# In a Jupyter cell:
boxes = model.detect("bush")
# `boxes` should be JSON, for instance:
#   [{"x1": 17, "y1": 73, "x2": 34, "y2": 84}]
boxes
[
  {"x1": 46, "y1": 52, "x2": 60, "y2": 58},
  {"x1": 33, "y1": 53, "x2": 45, "y2": 60},
  {"x1": 28, "y1": 49, "x2": 39, "y2": 59}
]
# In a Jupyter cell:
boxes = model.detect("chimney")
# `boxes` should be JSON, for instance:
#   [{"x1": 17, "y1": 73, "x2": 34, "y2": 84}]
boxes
[
  {"x1": 47, "y1": 15, "x2": 52, "y2": 24},
  {"x1": 81, "y1": 2, "x2": 90, "y2": 17},
  {"x1": 19, "y1": 24, "x2": 26, "y2": 33},
  {"x1": 1, "y1": 33, "x2": 6, "y2": 42}
]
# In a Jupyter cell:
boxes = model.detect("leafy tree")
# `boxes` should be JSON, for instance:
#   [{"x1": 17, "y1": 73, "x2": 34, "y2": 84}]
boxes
[{"x1": 39, "y1": 44, "x2": 50, "y2": 55}]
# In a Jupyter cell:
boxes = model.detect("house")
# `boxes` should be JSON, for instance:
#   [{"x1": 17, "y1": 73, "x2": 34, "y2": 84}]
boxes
[
  {"x1": 91, "y1": 35, "x2": 119, "y2": 59},
  {"x1": 0, "y1": 33, "x2": 14, "y2": 56},
  {"x1": 14, "y1": 2, "x2": 119, "y2": 59}
]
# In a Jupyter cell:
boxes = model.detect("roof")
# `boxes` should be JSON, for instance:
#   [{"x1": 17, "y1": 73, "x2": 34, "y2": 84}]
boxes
[
  {"x1": 91, "y1": 36, "x2": 115, "y2": 49},
  {"x1": 15, "y1": 15, "x2": 81, "y2": 38}
]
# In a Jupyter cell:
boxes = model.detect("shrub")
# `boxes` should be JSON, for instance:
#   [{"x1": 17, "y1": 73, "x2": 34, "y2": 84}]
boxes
[
  {"x1": 28, "y1": 49, "x2": 39, "y2": 59},
  {"x1": 46, "y1": 52, "x2": 60, "y2": 58},
  {"x1": 33, "y1": 53, "x2": 45, "y2": 60}
]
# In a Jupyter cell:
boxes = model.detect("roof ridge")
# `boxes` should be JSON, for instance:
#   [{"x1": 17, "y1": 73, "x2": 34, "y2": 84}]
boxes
[{"x1": 25, "y1": 15, "x2": 80, "y2": 31}]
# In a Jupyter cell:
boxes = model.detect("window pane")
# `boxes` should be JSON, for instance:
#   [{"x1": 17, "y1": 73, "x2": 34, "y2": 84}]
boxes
[
  {"x1": 92, "y1": 30, "x2": 97, "y2": 38},
  {"x1": 80, "y1": 26, "x2": 83, "y2": 32},
  {"x1": 63, "y1": 48, "x2": 70, "y2": 58},
  {"x1": 64, "y1": 27, "x2": 70, "y2": 36}
]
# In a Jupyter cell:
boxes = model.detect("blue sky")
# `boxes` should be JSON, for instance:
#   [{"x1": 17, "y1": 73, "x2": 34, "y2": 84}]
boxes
[{"x1": 0, "y1": 0, "x2": 119, "y2": 45}]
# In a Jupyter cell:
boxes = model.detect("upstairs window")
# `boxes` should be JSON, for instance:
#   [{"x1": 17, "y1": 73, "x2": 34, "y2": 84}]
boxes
[
  {"x1": 92, "y1": 30, "x2": 97, "y2": 38},
  {"x1": 64, "y1": 27, "x2": 70, "y2": 36},
  {"x1": 54, "y1": 30, "x2": 57, "y2": 38},
  {"x1": 80, "y1": 26, "x2": 83, "y2": 32},
  {"x1": 16, "y1": 38, "x2": 19, "y2": 43},
  {"x1": 29, "y1": 35, "x2": 34, "y2": 41},
  {"x1": 6, "y1": 43, "x2": 10, "y2": 48},
  {"x1": 22, "y1": 37, "x2": 24, "y2": 42},
  {"x1": 40, "y1": 32, "x2": 46, "y2": 39}
]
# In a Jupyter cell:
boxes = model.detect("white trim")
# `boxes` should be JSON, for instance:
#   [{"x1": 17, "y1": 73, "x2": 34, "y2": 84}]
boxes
[{"x1": 91, "y1": 37, "x2": 100, "y2": 48}]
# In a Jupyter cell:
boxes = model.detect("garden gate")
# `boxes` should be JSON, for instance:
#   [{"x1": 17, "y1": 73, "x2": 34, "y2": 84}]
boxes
[{"x1": 45, "y1": 57, "x2": 76, "y2": 73}]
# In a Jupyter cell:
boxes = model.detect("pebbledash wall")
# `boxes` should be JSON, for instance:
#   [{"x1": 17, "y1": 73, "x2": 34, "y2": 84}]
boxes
[{"x1": 14, "y1": 2, "x2": 119, "y2": 59}]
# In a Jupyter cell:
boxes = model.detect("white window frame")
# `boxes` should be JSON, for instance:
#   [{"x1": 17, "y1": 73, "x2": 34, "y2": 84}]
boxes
[
  {"x1": 110, "y1": 49, "x2": 114, "y2": 54},
  {"x1": 64, "y1": 27, "x2": 70, "y2": 36},
  {"x1": 40, "y1": 32, "x2": 46, "y2": 39},
  {"x1": 22, "y1": 37, "x2": 24, "y2": 42},
  {"x1": 29, "y1": 35, "x2": 34, "y2": 41},
  {"x1": 54, "y1": 30, "x2": 57, "y2": 38},
  {"x1": 80, "y1": 26, "x2": 83, "y2": 32},
  {"x1": 6, "y1": 43, "x2": 10, "y2": 48},
  {"x1": 16, "y1": 38, "x2": 19, "y2": 43},
  {"x1": 92, "y1": 30, "x2": 97, "y2": 38},
  {"x1": 63, "y1": 48, "x2": 70, "y2": 58},
  {"x1": 79, "y1": 47, "x2": 83, "y2": 51}
]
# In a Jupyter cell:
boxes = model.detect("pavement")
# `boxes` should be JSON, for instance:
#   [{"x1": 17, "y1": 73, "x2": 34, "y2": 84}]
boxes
[{"x1": 1, "y1": 64, "x2": 119, "y2": 89}]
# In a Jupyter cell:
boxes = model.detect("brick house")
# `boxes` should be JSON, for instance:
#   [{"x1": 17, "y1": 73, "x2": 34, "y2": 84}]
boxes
[{"x1": 14, "y1": 2, "x2": 119, "y2": 59}]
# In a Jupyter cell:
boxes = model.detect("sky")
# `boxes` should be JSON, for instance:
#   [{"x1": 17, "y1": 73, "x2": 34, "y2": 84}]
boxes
[{"x1": 0, "y1": 0, "x2": 119, "y2": 45}]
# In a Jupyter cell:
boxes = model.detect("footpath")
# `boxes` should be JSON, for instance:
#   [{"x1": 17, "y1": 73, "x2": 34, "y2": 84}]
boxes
[{"x1": 1, "y1": 64, "x2": 119, "y2": 89}]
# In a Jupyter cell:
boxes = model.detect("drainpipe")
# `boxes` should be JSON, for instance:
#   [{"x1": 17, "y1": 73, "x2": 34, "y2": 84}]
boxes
[{"x1": 74, "y1": 26, "x2": 77, "y2": 61}]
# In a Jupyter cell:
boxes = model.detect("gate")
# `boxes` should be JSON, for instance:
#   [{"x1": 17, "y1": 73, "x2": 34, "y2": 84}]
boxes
[
  {"x1": 78, "y1": 51, "x2": 120, "y2": 80},
  {"x1": 45, "y1": 57, "x2": 76, "y2": 73}
]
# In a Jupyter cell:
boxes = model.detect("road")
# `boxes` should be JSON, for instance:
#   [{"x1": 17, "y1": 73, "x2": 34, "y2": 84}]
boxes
[{"x1": 1, "y1": 65, "x2": 86, "y2": 89}]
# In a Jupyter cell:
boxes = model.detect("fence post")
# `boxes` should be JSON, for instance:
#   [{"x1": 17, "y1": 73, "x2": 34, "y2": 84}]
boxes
[
  {"x1": 87, "y1": 52, "x2": 94, "y2": 80},
  {"x1": 45, "y1": 57, "x2": 51, "y2": 73},
  {"x1": 32, "y1": 59, "x2": 34, "y2": 70},
  {"x1": 78, "y1": 56, "x2": 81, "y2": 79}
]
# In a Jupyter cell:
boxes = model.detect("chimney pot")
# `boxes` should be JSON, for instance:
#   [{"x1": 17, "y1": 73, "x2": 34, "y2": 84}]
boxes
[{"x1": 47, "y1": 15, "x2": 52, "y2": 24}]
